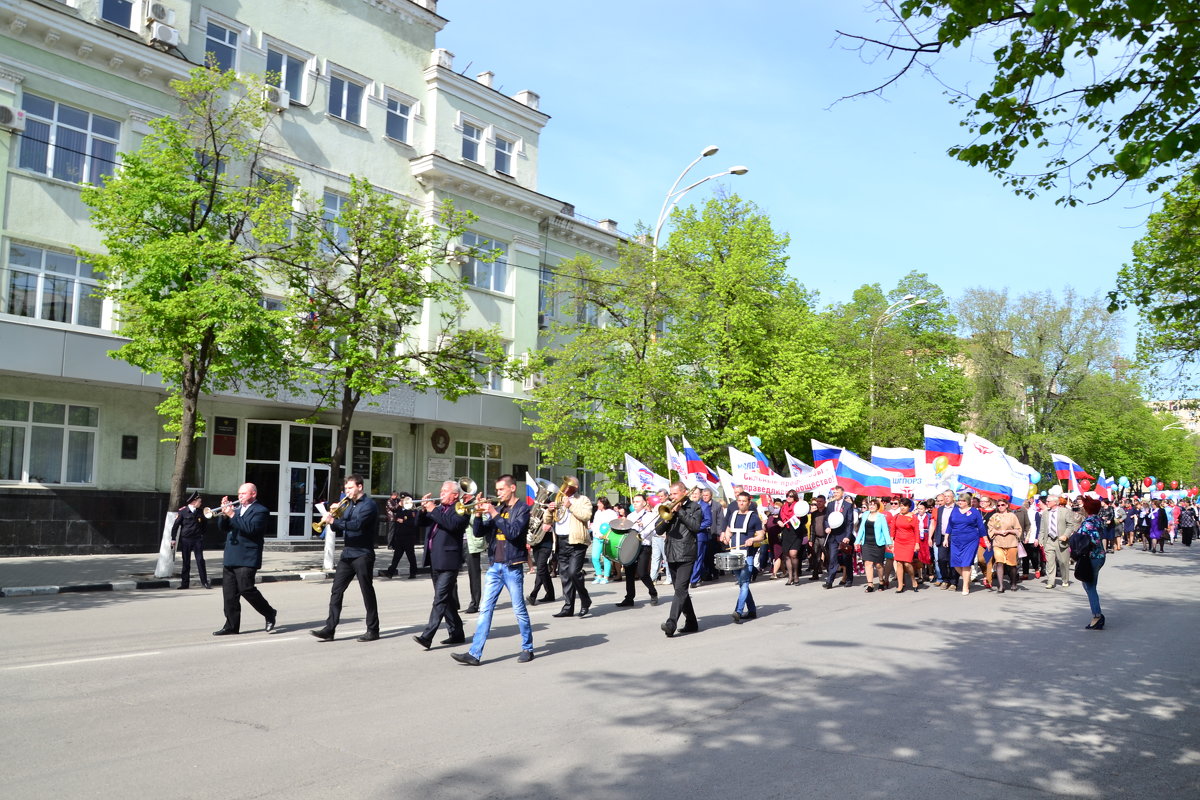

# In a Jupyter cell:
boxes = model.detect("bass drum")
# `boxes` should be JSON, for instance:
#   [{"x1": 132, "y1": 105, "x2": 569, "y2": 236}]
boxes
[{"x1": 602, "y1": 530, "x2": 642, "y2": 567}]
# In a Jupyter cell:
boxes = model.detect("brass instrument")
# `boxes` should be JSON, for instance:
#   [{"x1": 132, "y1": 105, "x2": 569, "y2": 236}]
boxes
[
  {"x1": 202, "y1": 499, "x2": 232, "y2": 519},
  {"x1": 552, "y1": 476, "x2": 580, "y2": 523},
  {"x1": 453, "y1": 477, "x2": 479, "y2": 514},
  {"x1": 312, "y1": 495, "x2": 348, "y2": 533},
  {"x1": 656, "y1": 495, "x2": 684, "y2": 524},
  {"x1": 471, "y1": 497, "x2": 501, "y2": 516},
  {"x1": 527, "y1": 477, "x2": 558, "y2": 546}
]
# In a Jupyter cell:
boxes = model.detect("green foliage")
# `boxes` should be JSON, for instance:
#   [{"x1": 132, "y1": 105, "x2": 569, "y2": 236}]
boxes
[
  {"x1": 846, "y1": 1, "x2": 1200, "y2": 203},
  {"x1": 79, "y1": 67, "x2": 296, "y2": 505},
  {"x1": 274, "y1": 176, "x2": 511, "y2": 482}
]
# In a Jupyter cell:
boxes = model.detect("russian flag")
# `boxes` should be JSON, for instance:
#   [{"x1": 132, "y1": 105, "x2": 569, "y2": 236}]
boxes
[
  {"x1": 524, "y1": 471, "x2": 538, "y2": 506},
  {"x1": 811, "y1": 438, "x2": 843, "y2": 468},
  {"x1": 924, "y1": 424, "x2": 964, "y2": 467},
  {"x1": 1097, "y1": 470, "x2": 1114, "y2": 499},
  {"x1": 747, "y1": 436, "x2": 776, "y2": 475},
  {"x1": 681, "y1": 435, "x2": 719, "y2": 483},
  {"x1": 1050, "y1": 453, "x2": 1093, "y2": 481},
  {"x1": 784, "y1": 450, "x2": 813, "y2": 477},
  {"x1": 870, "y1": 446, "x2": 917, "y2": 477},
  {"x1": 834, "y1": 450, "x2": 896, "y2": 497}
]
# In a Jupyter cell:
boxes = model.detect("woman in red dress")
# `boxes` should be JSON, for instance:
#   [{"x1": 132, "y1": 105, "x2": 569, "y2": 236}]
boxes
[{"x1": 890, "y1": 497, "x2": 920, "y2": 592}]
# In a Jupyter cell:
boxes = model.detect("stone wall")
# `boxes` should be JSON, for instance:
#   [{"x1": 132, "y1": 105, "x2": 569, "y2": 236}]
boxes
[{"x1": 0, "y1": 488, "x2": 187, "y2": 556}]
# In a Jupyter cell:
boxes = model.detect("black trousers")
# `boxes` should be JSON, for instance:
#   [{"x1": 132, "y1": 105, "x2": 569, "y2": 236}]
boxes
[
  {"x1": 666, "y1": 560, "x2": 696, "y2": 627},
  {"x1": 421, "y1": 568, "x2": 463, "y2": 640},
  {"x1": 1182, "y1": 526, "x2": 1195, "y2": 547},
  {"x1": 1022, "y1": 542, "x2": 1044, "y2": 576},
  {"x1": 809, "y1": 535, "x2": 828, "y2": 578},
  {"x1": 530, "y1": 543, "x2": 555, "y2": 600},
  {"x1": 325, "y1": 552, "x2": 379, "y2": 635},
  {"x1": 825, "y1": 536, "x2": 849, "y2": 584},
  {"x1": 556, "y1": 539, "x2": 590, "y2": 611},
  {"x1": 466, "y1": 552, "x2": 482, "y2": 608},
  {"x1": 387, "y1": 537, "x2": 418, "y2": 576},
  {"x1": 178, "y1": 536, "x2": 207, "y2": 587},
  {"x1": 624, "y1": 544, "x2": 657, "y2": 601},
  {"x1": 221, "y1": 565, "x2": 275, "y2": 632}
]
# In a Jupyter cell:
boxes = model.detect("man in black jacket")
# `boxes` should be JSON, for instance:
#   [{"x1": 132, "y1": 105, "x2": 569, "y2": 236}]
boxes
[
  {"x1": 212, "y1": 483, "x2": 277, "y2": 636},
  {"x1": 311, "y1": 474, "x2": 380, "y2": 642},
  {"x1": 413, "y1": 480, "x2": 469, "y2": 649},
  {"x1": 660, "y1": 481, "x2": 703, "y2": 637}
]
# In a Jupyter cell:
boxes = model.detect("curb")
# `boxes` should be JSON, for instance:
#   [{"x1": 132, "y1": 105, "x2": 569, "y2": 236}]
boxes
[{"x1": 1, "y1": 570, "x2": 337, "y2": 598}]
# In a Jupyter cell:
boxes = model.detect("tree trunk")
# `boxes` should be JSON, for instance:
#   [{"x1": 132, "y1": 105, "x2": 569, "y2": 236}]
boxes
[{"x1": 329, "y1": 381, "x2": 360, "y2": 492}]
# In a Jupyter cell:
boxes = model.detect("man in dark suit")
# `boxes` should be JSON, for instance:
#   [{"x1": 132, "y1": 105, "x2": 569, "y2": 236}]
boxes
[
  {"x1": 929, "y1": 490, "x2": 954, "y2": 588},
  {"x1": 823, "y1": 485, "x2": 858, "y2": 588},
  {"x1": 452, "y1": 474, "x2": 534, "y2": 666},
  {"x1": 171, "y1": 491, "x2": 210, "y2": 590},
  {"x1": 660, "y1": 481, "x2": 703, "y2": 637},
  {"x1": 212, "y1": 483, "x2": 278, "y2": 635},
  {"x1": 310, "y1": 474, "x2": 380, "y2": 642},
  {"x1": 413, "y1": 480, "x2": 469, "y2": 649}
]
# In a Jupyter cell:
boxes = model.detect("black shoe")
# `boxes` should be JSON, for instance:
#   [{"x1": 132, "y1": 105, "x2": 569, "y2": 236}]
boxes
[
  {"x1": 464, "y1": 604, "x2": 479, "y2": 614},
  {"x1": 528, "y1": 595, "x2": 540, "y2": 606},
  {"x1": 541, "y1": 594, "x2": 555, "y2": 603},
  {"x1": 264, "y1": 613, "x2": 277, "y2": 633},
  {"x1": 740, "y1": 611, "x2": 757, "y2": 620},
  {"x1": 649, "y1": 595, "x2": 659, "y2": 606},
  {"x1": 615, "y1": 598, "x2": 634, "y2": 608},
  {"x1": 357, "y1": 632, "x2": 379, "y2": 642},
  {"x1": 731, "y1": 612, "x2": 742, "y2": 624},
  {"x1": 518, "y1": 650, "x2": 535, "y2": 663},
  {"x1": 679, "y1": 622, "x2": 699, "y2": 634},
  {"x1": 451, "y1": 652, "x2": 481, "y2": 666},
  {"x1": 440, "y1": 636, "x2": 466, "y2": 645},
  {"x1": 310, "y1": 629, "x2": 335, "y2": 641},
  {"x1": 212, "y1": 628, "x2": 239, "y2": 636},
  {"x1": 412, "y1": 634, "x2": 432, "y2": 650},
  {"x1": 689, "y1": 581, "x2": 700, "y2": 589},
  {"x1": 177, "y1": 584, "x2": 190, "y2": 590},
  {"x1": 201, "y1": 581, "x2": 212, "y2": 590},
  {"x1": 552, "y1": 608, "x2": 574, "y2": 618},
  {"x1": 823, "y1": 581, "x2": 833, "y2": 589},
  {"x1": 661, "y1": 619, "x2": 677, "y2": 637},
  {"x1": 578, "y1": 605, "x2": 590, "y2": 618},
  {"x1": 382, "y1": 570, "x2": 396, "y2": 580}
]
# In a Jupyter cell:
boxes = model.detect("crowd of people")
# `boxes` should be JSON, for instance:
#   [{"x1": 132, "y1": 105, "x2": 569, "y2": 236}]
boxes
[{"x1": 196, "y1": 474, "x2": 1195, "y2": 665}]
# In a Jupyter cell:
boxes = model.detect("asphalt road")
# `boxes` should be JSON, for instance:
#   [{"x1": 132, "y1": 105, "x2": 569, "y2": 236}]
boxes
[{"x1": 2, "y1": 546, "x2": 1197, "y2": 800}]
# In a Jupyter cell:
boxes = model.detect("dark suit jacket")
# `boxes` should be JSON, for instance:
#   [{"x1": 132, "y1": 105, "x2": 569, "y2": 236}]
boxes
[
  {"x1": 827, "y1": 497, "x2": 857, "y2": 542},
  {"x1": 332, "y1": 495, "x2": 379, "y2": 559},
  {"x1": 419, "y1": 503, "x2": 468, "y2": 571},
  {"x1": 219, "y1": 501, "x2": 271, "y2": 569},
  {"x1": 663, "y1": 498, "x2": 702, "y2": 563}
]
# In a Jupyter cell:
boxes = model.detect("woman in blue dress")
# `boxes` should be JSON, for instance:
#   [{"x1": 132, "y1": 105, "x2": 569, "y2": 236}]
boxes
[{"x1": 941, "y1": 492, "x2": 986, "y2": 595}]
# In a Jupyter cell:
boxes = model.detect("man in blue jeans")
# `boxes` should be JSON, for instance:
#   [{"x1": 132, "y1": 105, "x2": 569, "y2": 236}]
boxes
[
  {"x1": 721, "y1": 492, "x2": 764, "y2": 622},
  {"x1": 689, "y1": 487, "x2": 713, "y2": 587},
  {"x1": 452, "y1": 474, "x2": 534, "y2": 666}
]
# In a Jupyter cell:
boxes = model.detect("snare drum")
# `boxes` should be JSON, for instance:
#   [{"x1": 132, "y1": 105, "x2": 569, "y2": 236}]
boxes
[{"x1": 714, "y1": 549, "x2": 746, "y2": 572}]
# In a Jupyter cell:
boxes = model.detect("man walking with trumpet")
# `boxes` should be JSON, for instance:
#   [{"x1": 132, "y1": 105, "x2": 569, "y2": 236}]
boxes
[
  {"x1": 310, "y1": 474, "x2": 381, "y2": 642},
  {"x1": 660, "y1": 481, "x2": 703, "y2": 637},
  {"x1": 212, "y1": 483, "x2": 278, "y2": 636},
  {"x1": 412, "y1": 480, "x2": 469, "y2": 650}
]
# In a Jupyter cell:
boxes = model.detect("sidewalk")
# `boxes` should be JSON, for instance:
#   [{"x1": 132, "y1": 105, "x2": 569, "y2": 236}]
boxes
[{"x1": 0, "y1": 548, "x2": 418, "y2": 597}]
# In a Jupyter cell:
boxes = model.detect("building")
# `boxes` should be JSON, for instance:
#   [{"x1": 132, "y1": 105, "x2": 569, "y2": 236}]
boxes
[{"x1": 0, "y1": 0, "x2": 622, "y2": 554}]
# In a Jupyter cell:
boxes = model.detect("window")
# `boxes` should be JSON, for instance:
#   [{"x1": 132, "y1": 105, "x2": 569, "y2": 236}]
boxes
[
  {"x1": 473, "y1": 344, "x2": 509, "y2": 392},
  {"x1": 462, "y1": 121, "x2": 482, "y2": 163},
  {"x1": 328, "y1": 73, "x2": 365, "y2": 125},
  {"x1": 259, "y1": 296, "x2": 285, "y2": 312},
  {"x1": 204, "y1": 21, "x2": 239, "y2": 72},
  {"x1": 538, "y1": 265, "x2": 556, "y2": 326},
  {"x1": 494, "y1": 136, "x2": 514, "y2": 175},
  {"x1": 370, "y1": 434, "x2": 393, "y2": 496},
  {"x1": 0, "y1": 398, "x2": 98, "y2": 484},
  {"x1": 461, "y1": 232, "x2": 508, "y2": 293},
  {"x1": 385, "y1": 97, "x2": 412, "y2": 143},
  {"x1": 322, "y1": 191, "x2": 349, "y2": 253},
  {"x1": 266, "y1": 46, "x2": 306, "y2": 99},
  {"x1": 4, "y1": 242, "x2": 103, "y2": 328},
  {"x1": 576, "y1": 280, "x2": 598, "y2": 326},
  {"x1": 19, "y1": 93, "x2": 119, "y2": 185},
  {"x1": 454, "y1": 441, "x2": 502, "y2": 492},
  {"x1": 100, "y1": 0, "x2": 133, "y2": 27}
]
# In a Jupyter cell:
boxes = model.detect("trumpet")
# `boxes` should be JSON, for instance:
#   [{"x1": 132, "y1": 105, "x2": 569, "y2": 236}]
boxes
[
  {"x1": 312, "y1": 495, "x2": 348, "y2": 533},
  {"x1": 202, "y1": 500, "x2": 232, "y2": 519}
]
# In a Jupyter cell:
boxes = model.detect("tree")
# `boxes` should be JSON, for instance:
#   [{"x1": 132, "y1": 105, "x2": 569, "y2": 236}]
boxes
[
  {"x1": 274, "y1": 176, "x2": 511, "y2": 490},
  {"x1": 81, "y1": 68, "x2": 296, "y2": 509},
  {"x1": 1109, "y1": 175, "x2": 1200, "y2": 381},
  {"x1": 839, "y1": 2, "x2": 1200, "y2": 204},
  {"x1": 523, "y1": 196, "x2": 860, "y2": 487},
  {"x1": 957, "y1": 286, "x2": 1123, "y2": 465}
]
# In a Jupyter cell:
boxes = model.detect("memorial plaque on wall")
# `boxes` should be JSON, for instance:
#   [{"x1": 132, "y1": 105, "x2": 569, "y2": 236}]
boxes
[
  {"x1": 426, "y1": 456, "x2": 453, "y2": 482},
  {"x1": 352, "y1": 430, "x2": 372, "y2": 478},
  {"x1": 213, "y1": 416, "x2": 237, "y2": 456}
]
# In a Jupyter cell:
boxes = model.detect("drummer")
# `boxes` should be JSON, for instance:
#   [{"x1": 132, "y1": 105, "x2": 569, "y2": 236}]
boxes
[
  {"x1": 721, "y1": 492, "x2": 765, "y2": 623},
  {"x1": 616, "y1": 493, "x2": 660, "y2": 608}
]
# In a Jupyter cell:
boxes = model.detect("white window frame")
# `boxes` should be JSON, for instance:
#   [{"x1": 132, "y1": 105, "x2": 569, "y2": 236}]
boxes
[
  {"x1": 99, "y1": 0, "x2": 134, "y2": 28},
  {"x1": 492, "y1": 131, "x2": 517, "y2": 175},
  {"x1": 461, "y1": 232, "x2": 508, "y2": 294},
  {"x1": 203, "y1": 18, "x2": 241, "y2": 72},
  {"x1": 264, "y1": 37, "x2": 314, "y2": 102},
  {"x1": 369, "y1": 434, "x2": 394, "y2": 497},
  {"x1": 326, "y1": 64, "x2": 369, "y2": 126},
  {"x1": 384, "y1": 89, "x2": 417, "y2": 144},
  {"x1": 18, "y1": 92, "x2": 120, "y2": 186},
  {"x1": 3, "y1": 241, "x2": 105, "y2": 329},
  {"x1": 460, "y1": 118, "x2": 483, "y2": 164},
  {"x1": 472, "y1": 342, "x2": 510, "y2": 392},
  {"x1": 0, "y1": 397, "x2": 99, "y2": 486},
  {"x1": 322, "y1": 190, "x2": 350, "y2": 253},
  {"x1": 454, "y1": 440, "x2": 503, "y2": 491}
]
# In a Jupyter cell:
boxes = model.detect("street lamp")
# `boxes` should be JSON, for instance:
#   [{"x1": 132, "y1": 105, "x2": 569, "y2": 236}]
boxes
[
  {"x1": 653, "y1": 145, "x2": 749, "y2": 248},
  {"x1": 869, "y1": 295, "x2": 929, "y2": 422}
]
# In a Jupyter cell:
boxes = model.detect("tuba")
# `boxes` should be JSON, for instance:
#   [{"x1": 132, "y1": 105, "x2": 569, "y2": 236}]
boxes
[
  {"x1": 526, "y1": 477, "x2": 558, "y2": 546},
  {"x1": 453, "y1": 477, "x2": 479, "y2": 514}
]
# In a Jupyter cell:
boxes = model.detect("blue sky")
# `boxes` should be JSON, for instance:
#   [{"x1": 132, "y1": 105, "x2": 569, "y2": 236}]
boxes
[{"x1": 438, "y1": 2, "x2": 1150, "y2": 348}]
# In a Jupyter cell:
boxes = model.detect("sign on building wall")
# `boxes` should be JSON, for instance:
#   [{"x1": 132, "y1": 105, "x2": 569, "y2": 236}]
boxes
[
  {"x1": 426, "y1": 457, "x2": 453, "y2": 483},
  {"x1": 213, "y1": 417, "x2": 237, "y2": 457},
  {"x1": 352, "y1": 430, "x2": 371, "y2": 478}
]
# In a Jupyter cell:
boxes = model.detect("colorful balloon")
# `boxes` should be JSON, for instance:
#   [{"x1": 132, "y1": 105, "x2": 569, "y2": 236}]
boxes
[
  {"x1": 1144, "y1": 477, "x2": 1153, "y2": 488},
  {"x1": 933, "y1": 456, "x2": 949, "y2": 475},
  {"x1": 599, "y1": 522, "x2": 611, "y2": 536},
  {"x1": 1171, "y1": 480, "x2": 1179, "y2": 490},
  {"x1": 1157, "y1": 481, "x2": 1165, "y2": 490},
  {"x1": 1119, "y1": 476, "x2": 1130, "y2": 488},
  {"x1": 1027, "y1": 485, "x2": 1037, "y2": 499},
  {"x1": 1029, "y1": 470, "x2": 1041, "y2": 484}
]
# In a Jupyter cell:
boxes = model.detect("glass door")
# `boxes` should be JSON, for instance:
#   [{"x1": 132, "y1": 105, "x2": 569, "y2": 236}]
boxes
[{"x1": 287, "y1": 463, "x2": 331, "y2": 538}]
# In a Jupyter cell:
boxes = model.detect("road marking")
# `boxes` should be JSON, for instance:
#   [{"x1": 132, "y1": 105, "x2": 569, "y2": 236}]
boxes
[
  {"x1": 3, "y1": 651, "x2": 162, "y2": 670},
  {"x1": 219, "y1": 636, "x2": 302, "y2": 647}
]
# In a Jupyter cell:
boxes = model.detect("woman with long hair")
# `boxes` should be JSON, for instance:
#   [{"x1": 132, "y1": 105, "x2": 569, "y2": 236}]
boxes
[{"x1": 589, "y1": 497, "x2": 617, "y2": 584}]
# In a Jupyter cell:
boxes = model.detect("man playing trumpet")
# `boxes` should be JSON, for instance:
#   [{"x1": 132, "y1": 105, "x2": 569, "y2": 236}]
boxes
[
  {"x1": 310, "y1": 474, "x2": 381, "y2": 642},
  {"x1": 546, "y1": 478, "x2": 593, "y2": 618},
  {"x1": 212, "y1": 483, "x2": 278, "y2": 636},
  {"x1": 412, "y1": 480, "x2": 469, "y2": 650}
]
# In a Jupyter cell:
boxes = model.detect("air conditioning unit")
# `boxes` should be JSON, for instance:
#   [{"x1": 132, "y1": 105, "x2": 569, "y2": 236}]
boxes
[
  {"x1": 263, "y1": 85, "x2": 290, "y2": 111},
  {"x1": 148, "y1": 22, "x2": 179, "y2": 47},
  {"x1": 146, "y1": 3, "x2": 176, "y2": 26},
  {"x1": 0, "y1": 104, "x2": 26, "y2": 133},
  {"x1": 449, "y1": 244, "x2": 471, "y2": 264}
]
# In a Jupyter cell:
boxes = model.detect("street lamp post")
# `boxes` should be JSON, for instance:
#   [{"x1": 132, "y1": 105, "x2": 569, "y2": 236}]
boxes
[{"x1": 869, "y1": 295, "x2": 928, "y2": 428}]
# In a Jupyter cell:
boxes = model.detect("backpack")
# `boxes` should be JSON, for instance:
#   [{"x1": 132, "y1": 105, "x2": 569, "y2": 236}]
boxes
[{"x1": 1067, "y1": 529, "x2": 1094, "y2": 561}]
